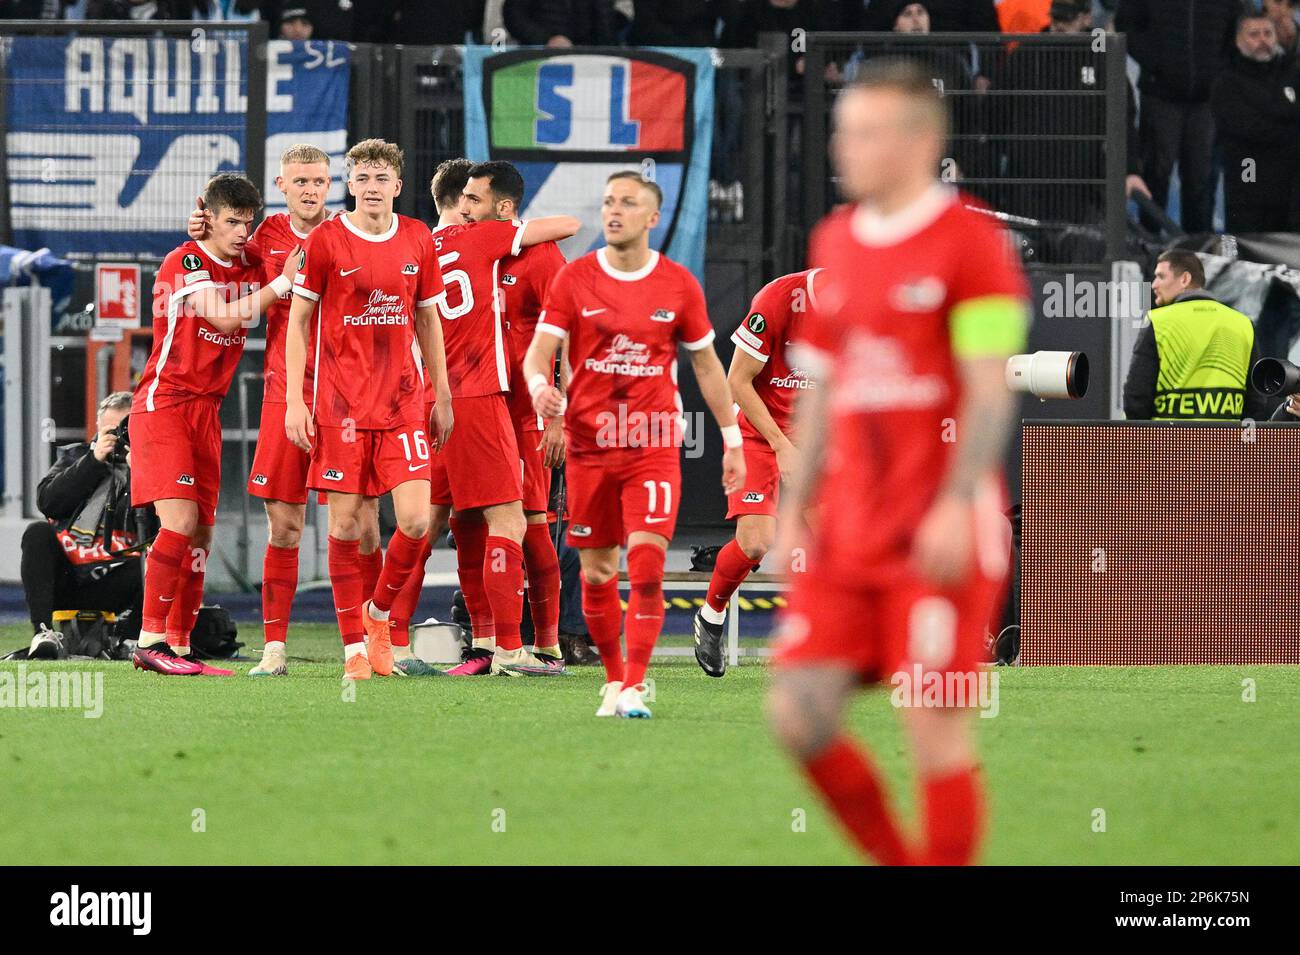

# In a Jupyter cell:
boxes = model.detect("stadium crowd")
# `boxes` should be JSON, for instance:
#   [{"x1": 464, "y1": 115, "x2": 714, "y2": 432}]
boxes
[{"x1": 4, "y1": 0, "x2": 1297, "y2": 233}]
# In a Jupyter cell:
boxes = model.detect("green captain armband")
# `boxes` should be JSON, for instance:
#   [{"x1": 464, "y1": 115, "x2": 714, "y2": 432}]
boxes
[{"x1": 950, "y1": 295, "x2": 1030, "y2": 358}]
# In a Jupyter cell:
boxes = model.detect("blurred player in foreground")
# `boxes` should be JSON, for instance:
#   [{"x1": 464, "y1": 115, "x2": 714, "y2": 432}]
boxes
[
  {"x1": 132, "y1": 174, "x2": 299, "y2": 676},
  {"x1": 693, "y1": 268, "x2": 822, "y2": 676},
  {"x1": 769, "y1": 60, "x2": 1028, "y2": 864},
  {"x1": 525, "y1": 172, "x2": 745, "y2": 718}
]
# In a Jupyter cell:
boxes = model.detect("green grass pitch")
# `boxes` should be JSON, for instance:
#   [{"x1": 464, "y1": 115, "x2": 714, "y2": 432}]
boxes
[{"x1": 1, "y1": 622, "x2": 1297, "y2": 865}]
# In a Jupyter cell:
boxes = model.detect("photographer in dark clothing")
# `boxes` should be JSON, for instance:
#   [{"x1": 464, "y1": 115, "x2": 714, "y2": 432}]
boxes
[{"x1": 21, "y1": 392, "x2": 151, "y2": 656}]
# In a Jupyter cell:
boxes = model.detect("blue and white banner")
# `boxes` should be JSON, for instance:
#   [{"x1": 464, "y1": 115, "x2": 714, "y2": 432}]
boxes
[
  {"x1": 463, "y1": 46, "x2": 715, "y2": 284},
  {"x1": 5, "y1": 37, "x2": 350, "y2": 258}
]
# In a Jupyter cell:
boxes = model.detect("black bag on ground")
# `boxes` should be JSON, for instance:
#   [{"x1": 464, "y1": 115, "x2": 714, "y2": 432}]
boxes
[
  {"x1": 190, "y1": 606, "x2": 243, "y2": 660},
  {"x1": 690, "y1": 545, "x2": 723, "y2": 572}
]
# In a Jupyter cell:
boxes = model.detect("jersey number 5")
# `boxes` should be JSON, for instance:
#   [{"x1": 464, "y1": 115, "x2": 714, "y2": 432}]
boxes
[{"x1": 436, "y1": 251, "x2": 473, "y2": 321}]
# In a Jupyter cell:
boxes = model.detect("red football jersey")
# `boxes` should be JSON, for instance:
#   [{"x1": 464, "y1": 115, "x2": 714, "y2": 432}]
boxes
[
  {"x1": 431, "y1": 218, "x2": 526, "y2": 398},
  {"x1": 293, "y1": 212, "x2": 444, "y2": 430},
  {"x1": 730, "y1": 268, "x2": 821, "y2": 442},
  {"x1": 133, "y1": 239, "x2": 263, "y2": 414},
  {"x1": 502, "y1": 238, "x2": 567, "y2": 376},
  {"x1": 538, "y1": 248, "x2": 716, "y2": 455},
  {"x1": 248, "y1": 211, "x2": 335, "y2": 404},
  {"x1": 802, "y1": 186, "x2": 1029, "y2": 576}
]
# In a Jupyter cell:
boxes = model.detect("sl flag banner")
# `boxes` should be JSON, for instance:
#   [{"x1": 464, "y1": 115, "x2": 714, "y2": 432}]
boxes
[{"x1": 463, "y1": 46, "x2": 715, "y2": 284}]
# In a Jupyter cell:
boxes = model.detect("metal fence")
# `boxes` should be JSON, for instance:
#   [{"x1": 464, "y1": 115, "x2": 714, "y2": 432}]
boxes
[
  {"x1": 0, "y1": 25, "x2": 1135, "y2": 587},
  {"x1": 801, "y1": 32, "x2": 1130, "y2": 269}
]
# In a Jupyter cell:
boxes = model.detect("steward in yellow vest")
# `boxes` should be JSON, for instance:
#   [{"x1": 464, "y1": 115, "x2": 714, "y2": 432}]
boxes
[{"x1": 1122, "y1": 249, "x2": 1267, "y2": 421}]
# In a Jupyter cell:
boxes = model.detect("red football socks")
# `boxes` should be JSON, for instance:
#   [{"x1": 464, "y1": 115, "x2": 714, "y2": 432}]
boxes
[
  {"x1": 389, "y1": 535, "x2": 433, "y2": 648},
  {"x1": 166, "y1": 544, "x2": 206, "y2": 650},
  {"x1": 622, "y1": 543, "x2": 665, "y2": 688},
  {"x1": 705, "y1": 538, "x2": 761, "y2": 614},
  {"x1": 372, "y1": 528, "x2": 423, "y2": 615},
  {"x1": 523, "y1": 522, "x2": 560, "y2": 650},
  {"x1": 482, "y1": 535, "x2": 525, "y2": 651},
  {"x1": 261, "y1": 543, "x2": 299, "y2": 645},
  {"x1": 142, "y1": 528, "x2": 190, "y2": 636},
  {"x1": 580, "y1": 572, "x2": 624, "y2": 685},
  {"x1": 804, "y1": 737, "x2": 914, "y2": 866},
  {"x1": 327, "y1": 535, "x2": 365, "y2": 647},
  {"x1": 449, "y1": 516, "x2": 494, "y2": 643},
  {"x1": 920, "y1": 767, "x2": 984, "y2": 866},
  {"x1": 359, "y1": 547, "x2": 384, "y2": 603}
]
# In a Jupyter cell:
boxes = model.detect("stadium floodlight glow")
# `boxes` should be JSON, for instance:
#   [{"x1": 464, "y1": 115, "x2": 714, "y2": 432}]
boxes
[
  {"x1": 1250, "y1": 357, "x2": 1300, "y2": 398},
  {"x1": 1005, "y1": 351, "x2": 1088, "y2": 400}
]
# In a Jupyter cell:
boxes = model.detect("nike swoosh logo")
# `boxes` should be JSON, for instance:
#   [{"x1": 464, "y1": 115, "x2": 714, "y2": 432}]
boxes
[
  {"x1": 644, "y1": 516, "x2": 669, "y2": 524},
  {"x1": 582, "y1": 307, "x2": 605, "y2": 316},
  {"x1": 262, "y1": 619, "x2": 280, "y2": 625},
  {"x1": 337, "y1": 605, "x2": 358, "y2": 613},
  {"x1": 408, "y1": 463, "x2": 428, "y2": 472},
  {"x1": 340, "y1": 267, "x2": 362, "y2": 277},
  {"x1": 160, "y1": 596, "x2": 175, "y2": 602},
  {"x1": 270, "y1": 249, "x2": 289, "y2": 254}
]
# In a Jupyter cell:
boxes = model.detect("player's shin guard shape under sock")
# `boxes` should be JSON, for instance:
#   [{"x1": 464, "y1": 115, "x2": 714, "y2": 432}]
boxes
[
  {"x1": 705, "y1": 538, "x2": 762, "y2": 615},
  {"x1": 166, "y1": 546, "x2": 206, "y2": 650},
  {"x1": 580, "y1": 573, "x2": 624, "y2": 684},
  {"x1": 449, "y1": 516, "x2": 495, "y2": 642},
  {"x1": 142, "y1": 528, "x2": 191, "y2": 636},
  {"x1": 359, "y1": 548, "x2": 384, "y2": 604},
  {"x1": 805, "y1": 737, "x2": 913, "y2": 866},
  {"x1": 523, "y1": 522, "x2": 561, "y2": 649},
  {"x1": 372, "y1": 528, "x2": 424, "y2": 614},
  {"x1": 920, "y1": 766, "x2": 983, "y2": 866},
  {"x1": 622, "y1": 544, "x2": 665, "y2": 688},
  {"x1": 261, "y1": 543, "x2": 299, "y2": 645},
  {"x1": 482, "y1": 535, "x2": 525, "y2": 651},
  {"x1": 327, "y1": 535, "x2": 366, "y2": 647},
  {"x1": 389, "y1": 536, "x2": 432, "y2": 648}
]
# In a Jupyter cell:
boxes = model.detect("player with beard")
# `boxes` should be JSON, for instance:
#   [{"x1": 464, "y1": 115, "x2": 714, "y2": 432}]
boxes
[{"x1": 458, "y1": 160, "x2": 568, "y2": 669}]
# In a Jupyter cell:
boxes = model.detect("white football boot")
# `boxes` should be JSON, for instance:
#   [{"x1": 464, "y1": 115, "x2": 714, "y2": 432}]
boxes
[
  {"x1": 596, "y1": 680, "x2": 624, "y2": 717},
  {"x1": 615, "y1": 683, "x2": 652, "y2": 719}
]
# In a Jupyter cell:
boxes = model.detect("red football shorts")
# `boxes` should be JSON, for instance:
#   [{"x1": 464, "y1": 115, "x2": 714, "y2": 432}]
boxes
[
  {"x1": 433, "y1": 393, "x2": 523, "y2": 511},
  {"x1": 308, "y1": 422, "x2": 431, "y2": 497},
  {"x1": 564, "y1": 446, "x2": 681, "y2": 548},
  {"x1": 774, "y1": 555, "x2": 1008, "y2": 687},
  {"x1": 248, "y1": 400, "x2": 310, "y2": 505},
  {"x1": 129, "y1": 400, "x2": 222, "y2": 526},
  {"x1": 726, "y1": 438, "x2": 781, "y2": 519}
]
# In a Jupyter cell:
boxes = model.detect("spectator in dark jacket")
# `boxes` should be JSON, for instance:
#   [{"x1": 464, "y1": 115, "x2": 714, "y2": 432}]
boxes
[
  {"x1": 849, "y1": 0, "x2": 997, "y2": 30},
  {"x1": 503, "y1": 0, "x2": 624, "y2": 46},
  {"x1": 722, "y1": 0, "x2": 848, "y2": 83},
  {"x1": 1115, "y1": 0, "x2": 1237, "y2": 234},
  {"x1": 992, "y1": 0, "x2": 1149, "y2": 222},
  {"x1": 1263, "y1": 0, "x2": 1298, "y2": 56},
  {"x1": 632, "y1": 0, "x2": 722, "y2": 46},
  {"x1": 234, "y1": 2, "x2": 369, "y2": 40},
  {"x1": 1211, "y1": 10, "x2": 1300, "y2": 234},
  {"x1": 365, "y1": 0, "x2": 488, "y2": 44},
  {"x1": 20, "y1": 392, "x2": 147, "y2": 649},
  {"x1": 721, "y1": 0, "x2": 846, "y2": 48}
]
